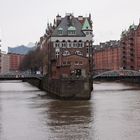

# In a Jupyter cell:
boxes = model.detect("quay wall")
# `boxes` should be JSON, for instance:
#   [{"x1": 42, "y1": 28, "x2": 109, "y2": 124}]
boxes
[{"x1": 25, "y1": 77, "x2": 92, "y2": 100}]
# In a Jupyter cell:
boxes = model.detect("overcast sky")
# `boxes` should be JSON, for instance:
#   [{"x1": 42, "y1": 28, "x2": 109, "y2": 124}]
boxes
[{"x1": 0, "y1": 0, "x2": 140, "y2": 51}]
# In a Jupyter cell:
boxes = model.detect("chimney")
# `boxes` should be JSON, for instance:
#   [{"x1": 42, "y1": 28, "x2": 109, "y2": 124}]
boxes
[
  {"x1": 53, "y1": 19, "x2": 56, "y2": 27},
  {"x1": 56, "y1": 14, "x2": 61, "y2": 26},
  {"x1": 89, "y1": 13, "x2": 91, "y2": 20},
  {"x1": 78, "y1": 16, "x2": 83, "y2": 21}
]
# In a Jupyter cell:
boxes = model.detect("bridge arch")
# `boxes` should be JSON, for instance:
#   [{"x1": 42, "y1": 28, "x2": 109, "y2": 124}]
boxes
[{"x1": 93, "y1": 70, "x2": 140, "y2": 80}]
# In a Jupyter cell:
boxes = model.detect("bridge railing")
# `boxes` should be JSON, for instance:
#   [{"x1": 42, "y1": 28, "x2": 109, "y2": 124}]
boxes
[
  {"x1": 0, "y1": 74, "x2": 43, "y2": 79},
  {"x1": 93, "y1": 70, "x2": 140, "y2": 79}
]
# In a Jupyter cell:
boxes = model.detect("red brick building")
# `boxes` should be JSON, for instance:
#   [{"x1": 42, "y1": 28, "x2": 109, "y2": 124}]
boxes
[
  {"x1": 39, "y1": 13, "x2": 93, "y2": 79},
  {"x1": 94, "y1": 22, "x2": 140, "y2": 73},
  {"x1": 120, "y1": 23, "x2": 140, "y2": 70},
  {"x1": 93, "y1": 40, "x2": 121, "y2": 74},
  {"x1": 8, "y1": 53, "x2": 25, "y2": 72}
]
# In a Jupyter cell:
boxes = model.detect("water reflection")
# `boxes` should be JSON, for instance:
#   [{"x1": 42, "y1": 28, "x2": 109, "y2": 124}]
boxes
[
  {"x1": 0, "y1": 103, "x2": 2, "y2": 139},
  {"x1": 28, "y1": 96, "x2": 93, "y2": 139},
  {"x1": 1, "y1": 81, "x2": 140, "y2": 140},
  {"x1": 0, "y1": 81, "x2": 94, "y2": 140},
  {"x1": 45, "y1": 100, "x2": 93, "y2": 140}
]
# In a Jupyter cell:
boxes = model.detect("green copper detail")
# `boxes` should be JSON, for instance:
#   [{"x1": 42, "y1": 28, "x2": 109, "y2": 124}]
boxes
[
  {"x1": 82, "y1": 18, "x2": 91, "y2": 30},
  {"x1": 58, "y1": 27, "x2": 63, "y2": 30},
  {"x1": 68, "y1": 26, "x2": 76, "y2": 31}
]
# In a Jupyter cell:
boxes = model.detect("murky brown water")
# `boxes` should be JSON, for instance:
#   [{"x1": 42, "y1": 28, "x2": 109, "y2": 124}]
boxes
[{"x1": 0, "y1": 81, "x2": 140, "y2": 140}]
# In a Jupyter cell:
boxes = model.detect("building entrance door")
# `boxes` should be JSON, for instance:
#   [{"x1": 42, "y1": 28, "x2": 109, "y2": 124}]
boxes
[{"x1": 75, "y1": 69, "x2": 81, "y2": 76}]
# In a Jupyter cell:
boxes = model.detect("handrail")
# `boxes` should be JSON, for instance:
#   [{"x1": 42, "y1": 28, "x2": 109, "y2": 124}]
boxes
[
  {"x1": 0, "y1": 74, "x2": 43, "y2": 80},
  {"x1": 93, "y1": 70, "x2": 140, "y2": 79}
]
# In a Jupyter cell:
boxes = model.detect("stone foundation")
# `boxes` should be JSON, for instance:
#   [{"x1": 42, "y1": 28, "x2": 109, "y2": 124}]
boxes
[{"x1": 25, "y1": 77, "x2": 92, "y2": 100}]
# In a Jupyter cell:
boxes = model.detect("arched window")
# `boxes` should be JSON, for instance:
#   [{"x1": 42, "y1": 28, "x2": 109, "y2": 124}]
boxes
[
  {"x1": 86, "y1": 40, "x2": 90, "y2": 46},
  {"x1": 55, "y1": 40, "x2": 60, "y2": 48},
  {"x1": 67, "y1": 40, "x2": 72, "y2": 48},
  {"x1": 56, "y1": 51, "x2": 59, "y2": 58},
  {"x1": 62, "y1": 40, "x2": 66, "y2": 48},
  {"x1": 78, "y1": 40, "x2": 83, "y2": 47},
  {"x1": 73, "y1": 40, "x2": 77, "y2": 48}
]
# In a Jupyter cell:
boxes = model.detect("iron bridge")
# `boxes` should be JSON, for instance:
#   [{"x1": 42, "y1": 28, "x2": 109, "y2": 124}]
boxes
[{"x1": 93, "y1": 70, "x2": 140, "y2": 81}]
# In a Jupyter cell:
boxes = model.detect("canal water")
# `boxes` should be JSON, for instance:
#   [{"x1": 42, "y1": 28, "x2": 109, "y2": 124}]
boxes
[{"x1": 0, "y1": 81, "x2": 140, "y2": 140}]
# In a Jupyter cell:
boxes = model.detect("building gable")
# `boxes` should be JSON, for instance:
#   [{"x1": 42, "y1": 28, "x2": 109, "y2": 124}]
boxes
[
  {"x1": 52, "y1": 14, "x2": 85, "y2": 37},
  {"x1": 82, "y1": 18, "x2": 92, "y2": 30}
]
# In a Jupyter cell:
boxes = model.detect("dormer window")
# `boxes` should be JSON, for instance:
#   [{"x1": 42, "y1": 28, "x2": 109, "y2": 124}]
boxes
[
  {"x1": 68, "y1": 26, "x2": 76, "y2": 35},
  {"x1": 58, "y1": 27, "x2": 63, "y2": 35}
]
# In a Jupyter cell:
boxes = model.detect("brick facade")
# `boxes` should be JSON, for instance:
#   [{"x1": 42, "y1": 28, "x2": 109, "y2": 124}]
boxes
[
  {"x1": 1, "y1": 52, "x2": 10, "y2": 74},
  {"x1": 120, "y1": 23, "x2": 140, "y2": 71},
  {"x1": 39, "y1": 13, "x2": 93, "y2": 79},
  {"x1": 8, "y1": 53, "x2": 25, "y2": 72},
  {"x1": 93, "y1": 41, "x2": 121, "y2": 74},
  {"x1": 94, "y1": 23, "x2": 140, "y2": 73},
  {"x1": 135, "y1": 25, "x2": 140, "y2": 70}
]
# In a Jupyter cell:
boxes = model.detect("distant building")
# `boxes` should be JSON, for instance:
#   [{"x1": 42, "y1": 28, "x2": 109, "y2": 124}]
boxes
[
  {"x1": 94, "y1": 22, "x2": 140, "y2": 74},
  {"x1": 93, "y1": 40, "x2": 121, "y2": 74},
  {"x1": 1, "y1": 52, "x2": 10, "y2": 74},
  {"x1": 8, "y1": 45, "x2": 35, "y2": 55},
  {"x1": 0, "y1": 51, "x2": 25, "y2": 74},
  {"x1": 8, "y1": 53, "x2": 25, "y2": 72},
  {"x1": 120, "y1": 23, "x2": 140, "y2": 70},
  {"x1": 7, "y1": 45, "x2": 35, "y2": 73},
  {"x1": 0, "y1": 44, "x2": 35, "y2": 74},
  {"x1": 40, "y1": 13, "x2": 93, "y2": 78}
]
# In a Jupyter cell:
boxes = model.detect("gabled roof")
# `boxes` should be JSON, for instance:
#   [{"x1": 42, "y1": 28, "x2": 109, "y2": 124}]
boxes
[
  {"x1": 82, "y1": 18, "x2": 92, "y2": 30},
  {"x1": 52, "y1": 15, "x2": 85, "y2": 37}
]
